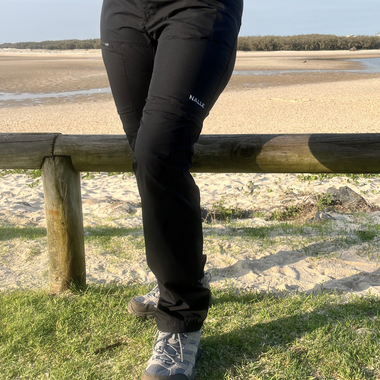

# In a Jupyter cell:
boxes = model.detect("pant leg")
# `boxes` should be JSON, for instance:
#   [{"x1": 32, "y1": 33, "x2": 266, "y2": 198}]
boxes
[
  {"x1": 134, "y1": 1, "x2": 243, "y2": 333},
  {"x1": 101, "y1": 29, "x2": 155, "y2": 150}
]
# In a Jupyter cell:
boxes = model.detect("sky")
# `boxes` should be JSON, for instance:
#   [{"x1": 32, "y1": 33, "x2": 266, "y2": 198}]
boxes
[{"x1": 0, "y1": 0, "x2": 379, "y2": 44}]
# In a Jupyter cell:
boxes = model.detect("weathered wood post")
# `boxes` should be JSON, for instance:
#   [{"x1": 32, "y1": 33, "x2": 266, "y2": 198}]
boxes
[{"x1": 42, "y1": 156, "x2": 86, "y2": 293}]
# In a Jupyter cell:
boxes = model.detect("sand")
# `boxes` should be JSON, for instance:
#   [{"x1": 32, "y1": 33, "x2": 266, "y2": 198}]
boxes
[
  {"x1": 1, "y1": 49, "x2": 380, "y2": 134},
  {"x1": 1, "y1": 48, "x2": 380, "y2": 295}
]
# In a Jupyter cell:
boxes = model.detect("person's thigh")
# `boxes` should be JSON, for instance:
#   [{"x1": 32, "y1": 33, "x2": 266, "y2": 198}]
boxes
[
  {"x1": 142, "y1": 0, "x2": 243, "y2": 128},
  {"x1": 101, "y1": 29, "x2": 155, "y2": 149},
  {"x1": 133, "y1": 0, "x2": 243, "y2": 189}
]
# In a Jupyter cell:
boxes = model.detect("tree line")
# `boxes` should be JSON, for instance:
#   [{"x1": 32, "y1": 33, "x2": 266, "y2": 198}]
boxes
[
  {"x1": 0, "y1": 39, "x2": 101, "y2": 50},
  {"x1": 0, "y1": 35, "x2": 379, "y2": 51},
  {"x1": 237, "y1": 34, "x2": 380, "y2": 51}
]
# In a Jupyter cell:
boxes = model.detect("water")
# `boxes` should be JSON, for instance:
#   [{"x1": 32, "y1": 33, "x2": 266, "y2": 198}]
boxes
[
  {"x1": 0, "y1": 87, "x2": 111, "y2": 102},
  {"x1": 350, "y1": 57, "x2": 380, "y2": 73},
  {"x1": 233, "y1": 57, "x2": 380, "y2": 76},
  {"x1": 0, "y1": 58, "x2": 378, "y2": 104}
]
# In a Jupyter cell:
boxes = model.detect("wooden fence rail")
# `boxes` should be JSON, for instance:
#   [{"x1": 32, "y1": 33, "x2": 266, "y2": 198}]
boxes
[{"x1": 1, "y1": 133, "x2": 380, "y2": 292}]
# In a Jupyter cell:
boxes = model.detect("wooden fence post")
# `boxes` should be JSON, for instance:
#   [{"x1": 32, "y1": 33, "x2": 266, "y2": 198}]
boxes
[{"x1": 42, "y1": 156, "x2": 86, "y2": 293}]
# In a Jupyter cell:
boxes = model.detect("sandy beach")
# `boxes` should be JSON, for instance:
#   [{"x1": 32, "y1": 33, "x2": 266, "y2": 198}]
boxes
[
  {"x1": 1, "y1": 49, "x2": 380, "y2": 134},
  {"x1": 1, "y1": 48, "x2": 380, "y2": 295}
]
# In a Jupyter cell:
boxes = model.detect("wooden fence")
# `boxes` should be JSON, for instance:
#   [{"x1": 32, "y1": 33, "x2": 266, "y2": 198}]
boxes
[{"x1": 2, "y1": 133, "x2": 380, "y2": 292}]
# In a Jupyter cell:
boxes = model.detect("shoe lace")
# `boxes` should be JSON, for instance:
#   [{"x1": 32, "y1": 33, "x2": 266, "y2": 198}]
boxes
[
  {"x1": 153, "y1": 332, "x2": 186, "y2": 364},
  {"x1": 146, "y1": 283, "x2": 160, "y2": 299},
  {"x1": 203, "y1": 271, "x2": 212, "y2": 284}
]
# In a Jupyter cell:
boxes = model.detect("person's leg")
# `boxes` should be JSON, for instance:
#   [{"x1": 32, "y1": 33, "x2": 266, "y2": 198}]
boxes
[
  {"x1": 134, "y1": 0, "x2": 243, "y2": 334},
  {"x1": 136, "y1": 3, "x2": 243, "y2": 377},
  {"x1": 100, "y1": 2, "x2": 213, "y2": 328},
  {"x1": 101, "y1": 2, "x2": 243, "y2": 378},
  {"x1": 101, "y1": 30, "x2": 155, "y2": 150}
]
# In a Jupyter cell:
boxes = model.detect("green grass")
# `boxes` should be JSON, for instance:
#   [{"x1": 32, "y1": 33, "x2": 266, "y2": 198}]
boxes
[
  {"x1": 2, "y1": 169, "x2": 380, "y2": 378},
  {"x1": 204, "y1": 219, "x2": 380, "y2": 263},
  {"x1": 0, "y1": 226, "x2": 47, "y2": 241},
  {"x1": 1, "y1": 286, "x2": 379, "y2": 379},
  {"x1": 85, "y1": 227, "x2": 144, "y2": 260},
  {"x1": 0, "y1": 169, "x2": 42, "y2": 179},
  {"x1": 0, "y1": 169, "x2": 42, "y2": 188},
  {"x1": 297, "y1": 173, "x2": 380, "y2": 185},
  {"x1": 2, "y1": 216, "x2": 380, "y2": 273}
]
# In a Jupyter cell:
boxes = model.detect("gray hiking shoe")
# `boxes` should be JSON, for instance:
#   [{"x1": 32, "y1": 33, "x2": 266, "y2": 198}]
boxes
[
  {"x1": 128, "y1": 274, "x2": 211, "y2": 319},
  {"x1": 141, "y1": 330, "x2": 201, "y2": 380},
  {"x1": 127, "y1": 283, "x2": 160, "y2": 318}
]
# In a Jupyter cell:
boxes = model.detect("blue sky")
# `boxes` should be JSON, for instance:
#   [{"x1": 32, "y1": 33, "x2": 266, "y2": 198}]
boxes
[{"x1": 0, "y1": 0, "x2": 379, "y2": 44}]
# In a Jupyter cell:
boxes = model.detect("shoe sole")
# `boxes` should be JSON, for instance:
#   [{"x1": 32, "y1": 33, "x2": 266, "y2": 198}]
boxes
[
  {"x1": 127, "y1": 300, "x2": 155, "y2": 319},
  {"x1": 129, "y1": 274, "x2": 212, "y2": 320}
]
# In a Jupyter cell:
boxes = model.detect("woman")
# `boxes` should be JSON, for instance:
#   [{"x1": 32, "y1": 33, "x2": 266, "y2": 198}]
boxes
[{"x1": 100, "y1": 1, "x2": 243, "y2": 378}]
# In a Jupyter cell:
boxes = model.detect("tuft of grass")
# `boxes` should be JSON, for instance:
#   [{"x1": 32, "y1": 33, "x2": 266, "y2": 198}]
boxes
[
  {"x1": 297, "y1": 173, "x2": 380, "y2": 185},
  {"x1": 1, "y1": 286, "x2": 379, "y2": 379},
  {"x1": 316, "y1": 192, "x2": 333, "y2": 210},
  {"x1": 81, "y1": 172, "x2": 135, "y2": 180},
  {"x1": 271, "y1": 205, "x2": 304, "y2": 221},
  {"x1": 0, "y1": 170, "x2": 135, "y2": 184},
  {"x1": 356, "y1": 230, "x2": 378, "y2": 243},
  {"x1": 0, "y1": 169, "x2": 42, "y2": 188},
  {"x1": 0, "y1": 169, "x2": 42, "y2": 179},
  {"x1": 204, "y1": 197, "x2": 249, "y2": 223},
  {"x1": 81, "y1": 172, "x2": 96, "y2": 180}
]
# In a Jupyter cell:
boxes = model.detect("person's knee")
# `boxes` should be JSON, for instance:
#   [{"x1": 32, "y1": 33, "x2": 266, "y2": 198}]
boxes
[
  {"x1": 119, "y1": 112, "x2": 141, "y2": 151},
  {"x1": 133, "y1": 110, "x2": 201, "y2": 177},
  {"x1": 133, "y1": 135, "x2": 162, "y2": 176}
]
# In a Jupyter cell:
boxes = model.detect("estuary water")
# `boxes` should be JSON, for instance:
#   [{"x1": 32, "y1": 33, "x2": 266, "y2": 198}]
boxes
[
  {"x1": 233, "y1": 57, "x2": 380, "y2": 76},
  {"x1": 0, "y1": 58, "x2": 379, "y2": 106}
]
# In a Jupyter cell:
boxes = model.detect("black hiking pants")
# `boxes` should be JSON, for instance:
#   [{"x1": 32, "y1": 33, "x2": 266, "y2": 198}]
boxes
[{"x1": 101, "y1": 0, "x2": 243, "y2": 333}]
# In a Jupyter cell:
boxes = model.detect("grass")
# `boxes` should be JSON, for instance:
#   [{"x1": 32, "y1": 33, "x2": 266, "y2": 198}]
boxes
[
  {"x1": 0, "y1": 169, "x2": 42, "y2": 188},
  {"x1": 0, "y1": 226, "x2": 46, "y2": 241},
  {"x1": 1, "y1": 285, "x2": 379, "y2": 379},
  {"x1": 296, "y1": 173, "x2": 380, "y2": 186},
  {"x1": 206, "y1": 196, "x2": 249, "y2": 222},
  {"x1": 2, "y1": 214, "x2": 380, "y2": 278},
  {"x1": 2, "y1": 170, "x2": 380, "y2": 378},
  {"x1": 85, "y1": 227, "x2": 144, "y2": 260},
  {"x1": 205, "y1": 219, "x2": 380, "y2": 263}
]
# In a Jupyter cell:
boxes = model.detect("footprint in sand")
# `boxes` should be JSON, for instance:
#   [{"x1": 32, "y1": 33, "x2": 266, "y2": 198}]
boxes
[
  {"x1": 282, "y1": 267, "x2": 300, "y2": 280},
  {"x1": 339, "y1": 279, "x2": 371, "y2": 292}
]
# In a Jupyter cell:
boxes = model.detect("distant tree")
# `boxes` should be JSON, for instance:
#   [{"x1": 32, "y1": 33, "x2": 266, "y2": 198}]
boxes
[
  {"x1": 62, "y1": 42, "x2": 76, "y2": 50},
  {"x1": 1, "y1": 36, "x2": 379, "y2": 51},
  {"x1": 235, "y1": 34, "x2": 380, "y2": 51}
]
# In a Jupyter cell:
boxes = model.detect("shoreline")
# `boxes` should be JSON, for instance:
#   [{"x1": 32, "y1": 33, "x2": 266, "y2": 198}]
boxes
[{"x1": 2, "y1": 47, "x2": 380, "y2": 56}]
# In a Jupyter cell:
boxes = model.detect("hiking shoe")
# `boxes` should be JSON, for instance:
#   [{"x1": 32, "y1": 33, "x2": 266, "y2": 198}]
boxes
[
  {"x1": 127, "y1": 283, "x2": 160, "y2": 318},
  {"x1": 141, "y1": 330, "x2": 201, "y2": 380},
  {"x1": 127, "y1": 273, "x2": 211, "y2": 318}
]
